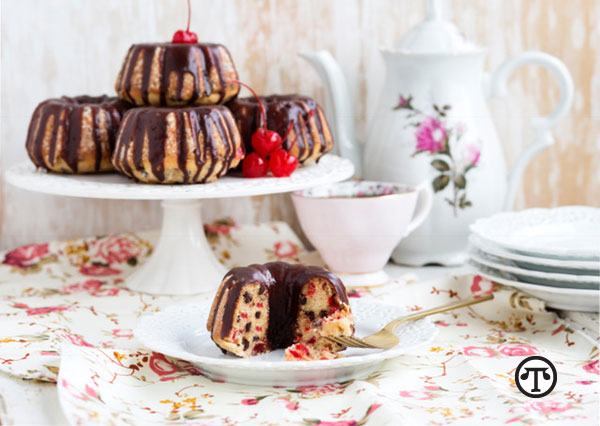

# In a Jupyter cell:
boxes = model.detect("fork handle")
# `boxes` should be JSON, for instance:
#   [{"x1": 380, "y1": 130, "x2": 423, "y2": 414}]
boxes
[{"x1": 384, "y1": 293, "x2": 494, "y2": 332}]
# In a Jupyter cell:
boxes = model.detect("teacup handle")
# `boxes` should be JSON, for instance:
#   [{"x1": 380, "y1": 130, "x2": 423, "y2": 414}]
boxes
[
  {"x1": 404, "y1": 180, "x2": 434, "y2": 237},
  {"x1": 486, "y1": 51, "x2": 573, "y2": 210}
]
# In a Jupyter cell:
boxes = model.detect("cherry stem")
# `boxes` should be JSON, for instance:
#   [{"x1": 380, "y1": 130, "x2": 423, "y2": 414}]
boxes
[
  {"x1": 231, "y1": 80, "x2": 266, "y2": 129},
  {"x1": 186, "y1": 0, "x2": 191, "y2": 32}
]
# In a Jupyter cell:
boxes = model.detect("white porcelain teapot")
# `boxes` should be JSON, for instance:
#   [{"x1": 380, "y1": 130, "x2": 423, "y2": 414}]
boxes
[{"x1": 300, "y1": 0, "x2": 573, "y2": 265}]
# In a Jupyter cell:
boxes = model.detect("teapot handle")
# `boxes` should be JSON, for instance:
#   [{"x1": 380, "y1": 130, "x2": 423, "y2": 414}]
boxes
[{"x1": 487, "y1": 51, "x2": 573, "y2": 210}]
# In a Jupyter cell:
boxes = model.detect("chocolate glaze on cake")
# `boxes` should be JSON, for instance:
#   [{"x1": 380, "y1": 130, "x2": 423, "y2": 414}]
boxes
[
  {"x1": 227, "y1": 95, "x2": 334, "y2": 165},
  {"x1": 112, "y1": 105, "x2": 243, "y2": 184},
  {"x1": 115, "y1": 43, "x2": 240, "y2": 106},
  {"x1": 25, "y1": 95, "x2": 128, "y2": 173},
  {"x1": 209, "y1": 262, "x2": 349, "y2": 349}
]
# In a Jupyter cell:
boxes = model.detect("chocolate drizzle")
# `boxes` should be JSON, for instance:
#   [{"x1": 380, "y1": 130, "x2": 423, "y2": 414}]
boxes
[
  {"x1": 115, "y1": 43, "x2": 239, "y2": 106},
  {"x1": 112, "y1": 105, "x2": 242, "y2": 184},
  {"x1": 208, "y1": 262, "x2": 349, "y2": 350},
  {"x1": 227, "y1": 95, "x2": 333, "y2": 164},
  {"x1": 25, "y1": 95, "x2": 128, "y2": 173}
]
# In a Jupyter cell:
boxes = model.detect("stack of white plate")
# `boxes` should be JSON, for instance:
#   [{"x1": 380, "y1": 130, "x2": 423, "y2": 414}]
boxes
[{"x1": 468, "y1": 206, "x2": 600, "y2": 312}]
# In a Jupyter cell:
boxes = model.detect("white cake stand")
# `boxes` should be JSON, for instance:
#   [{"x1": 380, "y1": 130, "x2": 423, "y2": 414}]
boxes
[{"x1": 6, "y1": 155, "x2": 353, "y2": 295}]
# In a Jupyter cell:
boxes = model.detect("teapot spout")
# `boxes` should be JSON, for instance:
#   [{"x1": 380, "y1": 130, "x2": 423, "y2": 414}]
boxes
[{"x1": 299, "y1": 50, "x2": 362, "y2": 177}]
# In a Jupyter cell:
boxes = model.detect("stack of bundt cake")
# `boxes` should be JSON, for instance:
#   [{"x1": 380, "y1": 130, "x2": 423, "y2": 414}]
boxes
[
  {"x1": 111, "y1": 42, "x2": 244, "y2": 183},
  {"x1": 24, "y1": 35, "x2": 334, "y2": 183}
]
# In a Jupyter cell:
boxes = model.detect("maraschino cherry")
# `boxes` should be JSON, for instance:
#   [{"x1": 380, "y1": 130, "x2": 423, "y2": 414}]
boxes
[
  {"x1": 269, "y1": 148, "x2": 299, "y2": 177},
  {"x1": 232, "y1": 80, "x2": 300, "y2": 178},
  {"x1": 232, "y1": 80, "x2": 282, "y2": 156},
  {"x1": 242, "y1": 153, "x2": 269, "y2": 178},
  {"x1": 172, "y1": 0, "x2": 198, "y2": 44}
]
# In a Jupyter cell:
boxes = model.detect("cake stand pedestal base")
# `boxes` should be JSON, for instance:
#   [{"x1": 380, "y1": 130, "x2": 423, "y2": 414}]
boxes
[{"x1": 125, "y1": 200, "x2": 226, "y2": 295}]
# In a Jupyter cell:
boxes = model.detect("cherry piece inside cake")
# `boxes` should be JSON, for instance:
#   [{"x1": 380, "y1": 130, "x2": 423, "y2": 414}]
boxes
[{"x1": 207, "y1": 262, "x2": 354, "y2": 360}]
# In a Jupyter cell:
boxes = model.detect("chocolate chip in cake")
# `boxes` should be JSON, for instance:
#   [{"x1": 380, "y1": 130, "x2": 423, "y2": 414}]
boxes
[
  {"x1": 245, "y1": 322, "x2": 251, "y2": 332},
  {"x1": 253, "y1": 335, "x2": 259, "y2": 341},
  {"x1": 255, "y1": 311, "x2": 261, "y2": 319},
  {"x1": 306, "y1": 311, "x2": 315, "y2": 321},
  {"x1": 243, "y1": 292, "x2": 252, "y2": 303},
  {"x1": 258, "y1": 285, "x2": 265, "y2": 295},
  {"x1": 300, "y1": 295, "x2": 307, "y2": 305},
  {"x1": 320, "y1": 310, "x2": 328, "y2": 318},
  {"x1": 242, "y1": 338, "x2": 249, "y2": 350}
]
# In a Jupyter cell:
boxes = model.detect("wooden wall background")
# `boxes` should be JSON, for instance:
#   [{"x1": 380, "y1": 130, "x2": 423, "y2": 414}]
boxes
[{"x1": 1, "y1": 0, "x2": 598, "y2": 250}]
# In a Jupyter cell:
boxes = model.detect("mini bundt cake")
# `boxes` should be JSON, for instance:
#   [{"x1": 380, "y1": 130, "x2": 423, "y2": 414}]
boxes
[
  {"x1": 227, "y1": 95, "x2": 334, "y2": 165},
  {"x1": 207, "y1": 262, "x2": 354, "y2": 360},
  {"x1": 25, "y1": 95, "x2": 128, "y2": 173},
  {"x1": 112, "y1": 105, "x2": 244, "y2": 184},
  {"x1": 115, "y1": 43, "x2": 240, "y2": 106}
]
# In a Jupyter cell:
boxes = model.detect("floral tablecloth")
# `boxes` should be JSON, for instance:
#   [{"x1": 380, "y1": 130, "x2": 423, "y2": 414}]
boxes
[{"x1": 0, "y1": 221, "x2": 598, "y2": 425}]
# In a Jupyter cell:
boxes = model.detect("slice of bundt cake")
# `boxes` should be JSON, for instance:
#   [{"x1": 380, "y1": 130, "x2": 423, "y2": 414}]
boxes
[{"x1": 207, "y1": 262, "x2": 354, "y2": 360}]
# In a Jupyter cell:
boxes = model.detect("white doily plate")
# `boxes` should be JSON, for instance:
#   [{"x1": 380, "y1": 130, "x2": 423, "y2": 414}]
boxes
[
  {"x1": 135, "y1": 299, "x2": 437, "y2": 386},
  {"x1": 470, "y1": 206, "x2": 600, "y2": 260},
  {"x1": 468, "y1": 249, "x2": 599, "y2": 290},
  {"x1": 469, "y1": 235, "x2": 600, "y2": 274},
  {"x1": 468, "y1": 260, "x2": 599, "y2": 312}
]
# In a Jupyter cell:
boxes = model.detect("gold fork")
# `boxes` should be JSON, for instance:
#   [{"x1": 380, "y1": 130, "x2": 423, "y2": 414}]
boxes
[{"x1": 325, "y1": 293, "x2": 494, "y2": 349}]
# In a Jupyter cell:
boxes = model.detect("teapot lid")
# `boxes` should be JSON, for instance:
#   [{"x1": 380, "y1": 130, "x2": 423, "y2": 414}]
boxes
[{"x1": 393, "y1": 0, "x2": 481, "y2": 54}]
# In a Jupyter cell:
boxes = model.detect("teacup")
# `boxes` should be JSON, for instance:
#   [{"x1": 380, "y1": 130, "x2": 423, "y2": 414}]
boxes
[{"x1": 292, "y1": 181, "x2": 433, "y2": 286}]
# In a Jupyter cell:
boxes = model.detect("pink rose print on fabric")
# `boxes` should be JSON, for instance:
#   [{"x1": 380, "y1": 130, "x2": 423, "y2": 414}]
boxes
[
  {"x1": 296, "y1": 383, "x2": 346, "y2": 396},
  {"x1": 12, "y1": 303, "x2": 69, "y2": 316},
  {"x1": 470, "y1": 275, "x2": 494, "y2": 297},
  {"x1": 463, "y1": 346, "x2": 496, "y2": 357},
  {"x1": 79, "y1": 264, "x2": 121, "y2": 277},
  {"x1": 204, "y1": 224, "x2": 235, "y2": 235},
  {"x1": 84, "y1": 384, "x2": 98, "y2": 399},
  {"x1": 398, "y1": 390, "x2": 432, "y2": 400},
  {"x1": 90, "y1": 287, "x2": 120, "y2": 297},
  {"x1": 241, "y1": 398, "x2": 259, "y2": 405},
  {"x1": 314, "y1": 422, "x2": 357, "y2": 426},
  {"x1": 60, "y1": 333, "x2": 94, "y2": 347},
  {"x1": 62, "y1": 279, "x2": 103, "y2": 294},
  {"x1": 94, "y1": 235, "x2": 141, "y2": 265},
  {"x1": 273, "y1": 241, "x2": 298, "y2": 259},
  {"x1": 112, "y1": 329, "x2": 134, "y2": 338},
  {"x1": 416, "y1": 116, "x2": 446, "y2": 153},
  {"x1": 26, "y1": 306, "x2": 69, "y2": 316},
  {"x1": 583, "y1": 359, "x2": 599, "y2": 375},
  {"x1": 497, "y1": 344, "x2": 538, "y2": 357},
  {"x1": 367, "y1": 404, "x2": 382, "y2": 415},
  {"x1": 148, "y1": 352, "x2": 179, "y2": 376},
  {"x1": 2, "y1": 243, "x2": 49, "y2": 268},
  {"x1": 285, "y1": 401, "x2": 299, "y2": 411},
  {"x1": 529, "y1": 400, "x2": 573, "y2": 413}
]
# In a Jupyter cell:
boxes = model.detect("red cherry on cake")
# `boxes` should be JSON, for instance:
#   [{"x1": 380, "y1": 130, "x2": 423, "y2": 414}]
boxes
[
  {"x1": 242, "y1": 152, "x2": 269, "y2": 178},
  {"x1": 251, "y1": 128, "x2": 282, "y2": 156},
  {"x1": 172, "y1": 0, "x2": 198, "y2": 44},
  {"x1": 269, "y1": 148, "x2": 298, "y2": 177},
  {"x1": 172, "y1": 30, "x2": 198, "y2": 44}
]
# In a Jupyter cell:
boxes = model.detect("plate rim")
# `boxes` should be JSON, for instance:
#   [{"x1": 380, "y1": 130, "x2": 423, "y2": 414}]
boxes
[
  {"x1": 469, "y1": 259, "x2": 600, "y2": 295},
  {"x1": 469, "y1": 235, "x2": 600, "y2": 271},
  {"x1": 468, "y1": 248, "x2": 600, "y2": 284},
  {"x1": 134, "y1": 299, "x2": 438, "y2": 371},
  {"x1": 469, "y1": 206, "x2": 600, "y2": 260}
]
